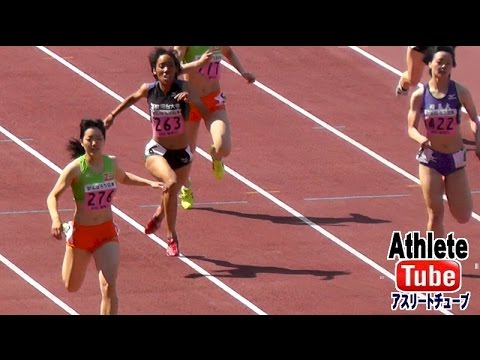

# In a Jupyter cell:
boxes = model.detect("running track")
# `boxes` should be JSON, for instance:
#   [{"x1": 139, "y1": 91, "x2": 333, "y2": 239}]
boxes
[{"x1": 1, "y1": 46, "x2": 479, "y2": 315}]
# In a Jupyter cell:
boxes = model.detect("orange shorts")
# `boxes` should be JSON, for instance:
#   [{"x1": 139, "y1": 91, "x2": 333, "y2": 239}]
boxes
[
  {"x1": 68, "y1": 220, "x2": 118, "y2": 253},
  {"x1": 188, "y1": 90, "x2": 226, "y2": 122}
]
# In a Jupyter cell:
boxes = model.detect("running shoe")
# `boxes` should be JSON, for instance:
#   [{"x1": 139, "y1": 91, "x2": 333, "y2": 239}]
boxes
[
  {"x1": 144, "y1": 213, "x2": 163, "y2": 234},
  {"x1": 210, "y1": 145, "x2": 225, "y2": 180},
  {"x1": 179, "y1": 185, "x2": 194, "y2": 210},
  {"x1": 166, "y1": 237, "x2": 179, "y2": 257}
]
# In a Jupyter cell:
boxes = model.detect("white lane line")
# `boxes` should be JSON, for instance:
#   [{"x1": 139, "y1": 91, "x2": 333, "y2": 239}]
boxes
[
  {"x1": 0, "y1": 138, "x2": 33, "y2": 143},
  {"x1": 35, "y1": 46, "x2": 453, "y2": 315},
  {"x1": 347, "y1": 47, "x2": 403, "y2": 76},
  {"x1": 305, "y1": 194, "x2": 410, "y2": 201},
  {"x1": 0, "y1": 122, "x2": 266, "y2": 315},
  {"x1": 0, "y1": 209, "x2": 73, "y2": 215},
  {"x1": 0, "y1": 253, "x2": 78, "y2": 315},
  {"x1": 140, "y1": 201, "x2": 248, "y2": 208},
  {"x1": 313, "y1": 125, "x2": 346, "y2": 130}
]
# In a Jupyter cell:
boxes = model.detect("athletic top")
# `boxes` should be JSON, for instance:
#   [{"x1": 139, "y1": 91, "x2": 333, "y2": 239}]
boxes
[
  {"x1": 147, "y1": 80, "x2": 189, "y2": 138},
  {"x1": 72, "y1": 155, "x2": 117, "y2": 211},
  {"x1": 422, "y1": 80, "x2": 461, "y2": 136}
]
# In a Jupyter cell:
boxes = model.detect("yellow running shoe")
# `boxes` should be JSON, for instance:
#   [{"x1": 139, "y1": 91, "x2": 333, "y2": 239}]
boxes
[
  {"x1": 210, "y1": 145, "x2": 225, "y2": 180},
  {"x1": 212, "y1": 159, "x2": 225, "y2": 180},
  {"x1": 179, "y1": 185, "x2": 194, "y2": 210}
]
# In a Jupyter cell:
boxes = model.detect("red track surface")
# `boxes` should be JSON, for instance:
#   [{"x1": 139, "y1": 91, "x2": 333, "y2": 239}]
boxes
[{"x1": 1, "y1": 46, "x2": 479, "y2": 315}]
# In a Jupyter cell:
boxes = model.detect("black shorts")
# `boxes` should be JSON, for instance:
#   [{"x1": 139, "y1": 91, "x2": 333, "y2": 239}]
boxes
[{"x1": 144, "y1": 140, "x2": 193, "y2": 170}]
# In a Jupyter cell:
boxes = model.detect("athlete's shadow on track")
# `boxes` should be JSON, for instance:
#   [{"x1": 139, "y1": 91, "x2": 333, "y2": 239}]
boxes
[
  {"x1": 185, "y1": 255, "x2": 351, "y2": 280},
  {"x1": 192, "y1": 207, "x2": 390, "y2": 226}
]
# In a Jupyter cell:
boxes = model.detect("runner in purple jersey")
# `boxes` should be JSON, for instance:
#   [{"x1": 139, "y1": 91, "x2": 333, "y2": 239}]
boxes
[{"x1": 407, "y1": 46, "x2": 480, "y2": 238}]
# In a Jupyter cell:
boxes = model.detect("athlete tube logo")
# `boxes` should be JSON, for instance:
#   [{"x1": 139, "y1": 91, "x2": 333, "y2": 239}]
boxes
[{"x1": 387, "y1": 231, "x2": 471, "y2": 311}]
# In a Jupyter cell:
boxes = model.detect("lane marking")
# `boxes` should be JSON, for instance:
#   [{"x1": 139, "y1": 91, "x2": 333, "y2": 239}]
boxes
[
  {"x1": 246, "y1": 190, "x2": 280, "y2": 195},
  {"x1": 313, "y1": 125, "x2": 345, "y2": 130},
  {"x1": 0, "y1": 209, "x2": 73, "y2": 215},
  {"x1": 305, "y1": 194, "x2": 410, "y2": 201},
  {"x1": 140, "y1": 200, "x2": 248, "y2": 208},
  {"x1": 0, "y1": 138, "x2": 33, "y2": 143},
  {"x1": 0, "y1": 253, "x2": 78, "y2": 315}
]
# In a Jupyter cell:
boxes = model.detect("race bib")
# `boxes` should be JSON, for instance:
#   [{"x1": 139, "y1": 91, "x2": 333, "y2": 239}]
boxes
[
  {"x1": 84, "y1": 180, "x2": 116, "y2": 211},
  {"x1": 197, "y1": 50, "x2": 222, "y2": 80},
  {"x1": 151, "y1": 109, "x2": 185, "y2": 137},
  {"x1": 424, "y1": 116, "x2": 457, "y2": 135}
]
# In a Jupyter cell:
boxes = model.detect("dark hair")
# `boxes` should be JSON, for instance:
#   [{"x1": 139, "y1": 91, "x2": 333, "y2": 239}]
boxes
[
  {"x1": 66, "y1": 119, "x2": 106, "y2": 159},
  {"x1": 423, "y1": 46, "x2": 457, "y2": 67},
  {"x1": 148, "y1": 47, "x2": 182, "y2": 80}
]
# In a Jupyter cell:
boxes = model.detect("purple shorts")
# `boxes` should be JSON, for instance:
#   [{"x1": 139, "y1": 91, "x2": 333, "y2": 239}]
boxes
[{"x1": 416, "y1": 148, "x2": 466, "y2": 177}]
